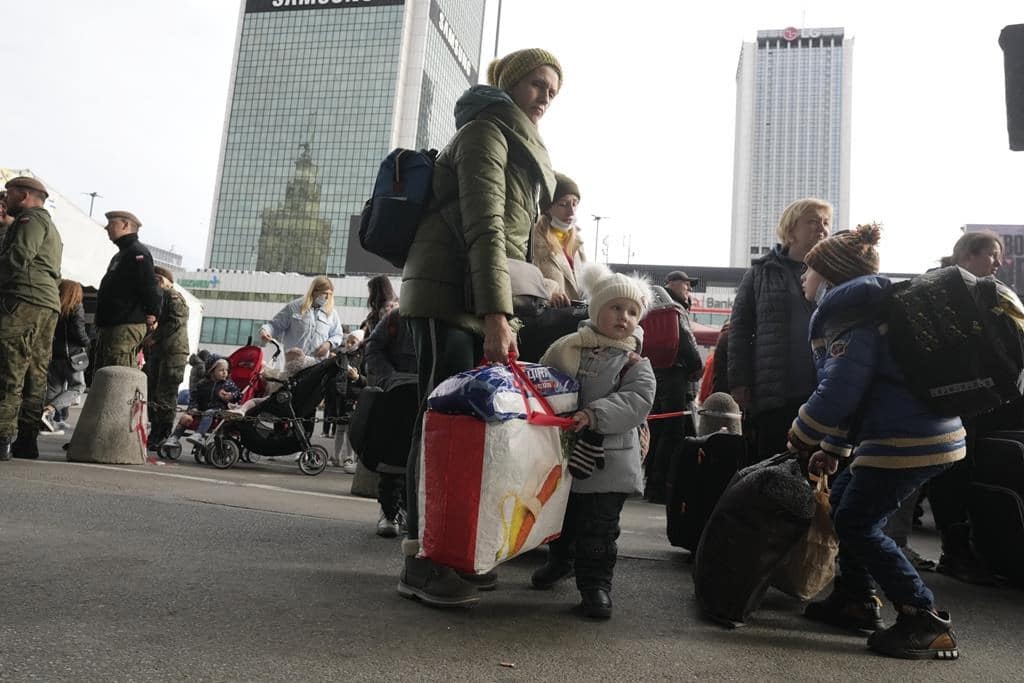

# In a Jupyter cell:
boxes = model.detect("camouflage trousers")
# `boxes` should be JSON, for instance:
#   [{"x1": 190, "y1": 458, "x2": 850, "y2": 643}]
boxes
[
  {"x1": 94, "y1": 323, "x2": 147, "y2": 372},
  {"x1": 145, "y1": 353, "x2": 188, "y2": 426},
  {"x1": 0, "y1": 297, "x2": 58, "y2": 438}
]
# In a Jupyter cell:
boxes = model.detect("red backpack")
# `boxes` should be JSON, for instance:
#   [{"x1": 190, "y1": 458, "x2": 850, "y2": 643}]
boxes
[{"x1": 639, "y1": 305, "x2": 682, "y2": 369}]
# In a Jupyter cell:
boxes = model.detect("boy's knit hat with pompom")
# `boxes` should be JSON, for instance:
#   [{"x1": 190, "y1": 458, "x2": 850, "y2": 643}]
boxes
[
  {"x1": 579, "y1": 262, "x2": 653, "y2": 318},
  {"x1": 804, "y1": 222, "x2": 882, "y2": 285}
]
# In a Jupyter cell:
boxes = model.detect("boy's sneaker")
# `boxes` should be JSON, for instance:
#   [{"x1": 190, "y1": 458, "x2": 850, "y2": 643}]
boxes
[
  {"x1": 398, "y1": 556, "x2": 479, "y2": 607},
  {"x1": 531, "y1": 562, "x2": 575, "y2": 589},
  {"x1": 342, "y1": 457, "x2": 357, "y2": 474},
  {"x1": 376, "y1": 512, "x2": 400, "y2": 538},
  {"x1": 868, "y1": 607, "x2": 959, "y2": 660},
  {"x1": 804, "y1": 589, "x2": 885, "y2": 634},
  {"x1": 396, "y1": 509, "x2": 408, "y2": 536}
]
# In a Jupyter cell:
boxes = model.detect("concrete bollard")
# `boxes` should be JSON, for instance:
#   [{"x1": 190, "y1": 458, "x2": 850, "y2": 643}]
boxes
[{"x1": 67, "y1": 366, "x2": 149, "y2": 465}]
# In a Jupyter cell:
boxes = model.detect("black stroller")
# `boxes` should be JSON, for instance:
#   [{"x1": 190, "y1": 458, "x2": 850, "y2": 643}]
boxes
[{"x1": 202, "y1": 350, "x2": 348, "y2": 475}]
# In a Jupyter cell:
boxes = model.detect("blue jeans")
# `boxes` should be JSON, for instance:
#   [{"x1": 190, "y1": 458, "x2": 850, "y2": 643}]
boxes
[{"x1": 831, "y1": 461, "x2": 952, "y2": 610}]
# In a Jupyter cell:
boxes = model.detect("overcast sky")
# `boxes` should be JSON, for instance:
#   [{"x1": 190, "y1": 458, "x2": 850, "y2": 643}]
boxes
[{"x1": 4, "y1": 1, "x2": 1021, "y2": 274}]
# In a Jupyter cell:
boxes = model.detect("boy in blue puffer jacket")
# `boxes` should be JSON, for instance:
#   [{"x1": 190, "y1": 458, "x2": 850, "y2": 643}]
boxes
[{"x1": 787, "y1": 223, "x2": 963, "y2": 661}]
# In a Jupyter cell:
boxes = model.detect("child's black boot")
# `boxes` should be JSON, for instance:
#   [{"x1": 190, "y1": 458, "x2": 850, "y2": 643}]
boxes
[{"x1": 580, "y1": 588, "x2": 612, "y2": 619}]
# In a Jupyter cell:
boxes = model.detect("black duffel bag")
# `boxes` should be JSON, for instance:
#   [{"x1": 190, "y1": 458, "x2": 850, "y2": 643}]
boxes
[
  {"x1": 693, "y1": 452, "x2": 815, "y2": 627},
  {"x1": 348, "y1": 372, "x2": 419, "y2": 473}
]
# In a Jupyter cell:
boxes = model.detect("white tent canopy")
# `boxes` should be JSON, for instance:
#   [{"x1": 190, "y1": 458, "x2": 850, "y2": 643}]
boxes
[{"x1": 2, "y1": 167, "x2": 203, "y2": 354}]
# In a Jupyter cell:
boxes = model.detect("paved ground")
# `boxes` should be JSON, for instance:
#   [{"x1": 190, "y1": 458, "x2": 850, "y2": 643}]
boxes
[{"x1": 1, "y1": 417, "x2": 1022, "y2": 681}]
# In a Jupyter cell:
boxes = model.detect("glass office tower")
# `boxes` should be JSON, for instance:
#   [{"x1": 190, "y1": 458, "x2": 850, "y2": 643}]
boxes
[
  {"x1": 206, "y1": 0, "x2": 487, "y2": 274},
  {"x1": 730, "y1": 27, "x2": 854, "y2": 266}
]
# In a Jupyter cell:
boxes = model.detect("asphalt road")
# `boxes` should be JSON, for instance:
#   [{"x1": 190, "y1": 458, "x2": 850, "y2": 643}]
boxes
[{"x1": 1, "y1": 432, "x2": 1022, "y2": 681}]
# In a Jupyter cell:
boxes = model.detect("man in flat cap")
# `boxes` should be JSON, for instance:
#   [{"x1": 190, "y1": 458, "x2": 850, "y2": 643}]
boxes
[
  {"x1": 0, "y1": 176, "x2": 62, "y2": 460},
  {"x1": 143, "y1": 266, "x2": 190, "y2": 448},
  {"x1": 663, "y1": 270, "x2": 699, "y2": 311},
  {"x1": 93, "y1": 211, "x2": 162, "y2": 371}
]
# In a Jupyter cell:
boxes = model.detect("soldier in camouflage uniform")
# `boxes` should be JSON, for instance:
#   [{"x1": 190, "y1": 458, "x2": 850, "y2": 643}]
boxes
[
  {"x1": 93, "y1": 211, "x2": 162, "y2": 371},
  {"x1": 144, "y1": 266, "x2": 190, "y2": 448},
  {"x1": 0, "y1": 177, "x2": 62, "y2": 461}
]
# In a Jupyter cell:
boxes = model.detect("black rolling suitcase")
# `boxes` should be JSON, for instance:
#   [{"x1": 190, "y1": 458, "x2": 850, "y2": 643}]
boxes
[
  {"x1": 348, "y1": 373, "x2": 419, "y2": 472},
  {"x1": 693, "y1": 452, "x2": 816, "y2": 627},
  {"x1": 665, "y1": 432, "x2": 745, "y2": 550},
  {"x1": 968, "y1": 433, "x2": 1024, "y2": 586}
]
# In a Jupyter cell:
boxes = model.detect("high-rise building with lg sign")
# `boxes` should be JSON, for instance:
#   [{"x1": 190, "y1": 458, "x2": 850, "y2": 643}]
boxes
[
  {"x1": 729, "y1": 27, "x2": 853, "y2": 267},
  {"x1": 206, "y1": 0, "x2": 487, "y2": 275}
]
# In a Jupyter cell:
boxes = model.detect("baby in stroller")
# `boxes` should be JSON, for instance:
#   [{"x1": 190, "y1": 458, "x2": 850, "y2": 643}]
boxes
[
  {"x1": 224, "y1": 347, "x2": 318, "y2": 418},
  {"x1": 163, "y1": 357, "x2": 241, "y2": 449}
]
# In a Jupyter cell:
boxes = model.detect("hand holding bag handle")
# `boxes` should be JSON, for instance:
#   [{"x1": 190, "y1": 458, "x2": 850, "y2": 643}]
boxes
[{"x1": 506, "y1": 352, "x2": 575, "y2": 429}]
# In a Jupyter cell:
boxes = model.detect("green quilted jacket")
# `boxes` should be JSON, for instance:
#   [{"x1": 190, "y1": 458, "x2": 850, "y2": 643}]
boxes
[{"x1": 400, "y1": 86, "x2": 556, "y2": 335}]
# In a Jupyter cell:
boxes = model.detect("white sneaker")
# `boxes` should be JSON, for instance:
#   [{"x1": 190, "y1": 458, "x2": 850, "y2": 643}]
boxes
[
  {"x1": 185, "y1": 434, "x2": 206, "y2": 447},
  {"x1": 342, "y1": 457, "x2": 357, "y2": 474}
]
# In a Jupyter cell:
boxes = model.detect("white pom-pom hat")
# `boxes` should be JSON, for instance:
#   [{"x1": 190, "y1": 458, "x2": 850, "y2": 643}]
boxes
[{"x1": 578, "y1": 262, "x2": 653, "y2": 317}]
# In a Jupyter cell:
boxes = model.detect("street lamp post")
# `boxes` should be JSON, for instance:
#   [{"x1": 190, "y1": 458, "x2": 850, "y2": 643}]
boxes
[
  {"x1": 82, "y1": 191, "x2": 102, "y2": 217},
  {"x1": 592, "y1": 215, "x2": 609, "y2": 261}
]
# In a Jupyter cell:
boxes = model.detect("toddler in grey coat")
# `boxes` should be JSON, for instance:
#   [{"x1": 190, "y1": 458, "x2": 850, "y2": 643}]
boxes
[{"x1": 538, "y1": 263, "x2": 656, "y2": 619}]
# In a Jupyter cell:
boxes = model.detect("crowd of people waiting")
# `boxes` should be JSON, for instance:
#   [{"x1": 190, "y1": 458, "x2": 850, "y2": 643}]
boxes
[{"x1": 2, "y1": 45, "x2": 1020, "y2": 663}]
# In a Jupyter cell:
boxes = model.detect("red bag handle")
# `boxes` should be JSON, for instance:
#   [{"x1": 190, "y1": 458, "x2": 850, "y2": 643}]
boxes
[{"x1": 507, "y1": 353, "x2": 575, "y2": 429}]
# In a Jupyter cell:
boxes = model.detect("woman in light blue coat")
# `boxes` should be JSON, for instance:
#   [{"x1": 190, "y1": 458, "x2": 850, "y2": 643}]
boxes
[{"x1": 259, "y1": 276, "x2": 344, "y2": 358}]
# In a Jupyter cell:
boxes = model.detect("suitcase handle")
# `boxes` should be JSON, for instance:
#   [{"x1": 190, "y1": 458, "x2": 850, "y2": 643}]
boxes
[{"x1": 507, "y1": 353, "x2": 575, "y2": 429}]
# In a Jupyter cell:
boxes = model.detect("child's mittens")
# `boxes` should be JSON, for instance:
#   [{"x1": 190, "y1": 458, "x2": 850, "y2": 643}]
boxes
[{"x1": 569, "y1": 428, "x2": 605, "y2": 479}]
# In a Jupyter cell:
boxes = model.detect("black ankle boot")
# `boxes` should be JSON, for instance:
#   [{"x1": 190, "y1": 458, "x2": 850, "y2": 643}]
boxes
[
  {"x1": 580, "y1": 588, "x2": 612, "y2": 619},
  {"x1": 0, "y1": 435, "x2": 12, "y2": 461},
  {"x1": 531, "y1": 562, "x2": 574, "y2": 590}
]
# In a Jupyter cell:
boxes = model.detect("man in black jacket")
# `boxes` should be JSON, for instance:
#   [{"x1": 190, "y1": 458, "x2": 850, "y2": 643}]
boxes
[{"x1": 94, "y1": 211, "x2": 162, "y2": 370}]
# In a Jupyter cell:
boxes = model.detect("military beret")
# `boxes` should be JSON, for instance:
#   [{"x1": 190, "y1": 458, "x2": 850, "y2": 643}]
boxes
[
  {"x1": 105, "y1": 210, "x2": 142, "y2": 228},
  {"x1": 5, "y1": 176, "x2": 48, "y2": 199},
  {"x1": 154, "y1": 266, "x2": 174, "y2": 283}
]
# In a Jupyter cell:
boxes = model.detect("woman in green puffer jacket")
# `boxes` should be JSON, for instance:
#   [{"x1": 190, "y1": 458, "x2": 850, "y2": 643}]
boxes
[{"x1": 397, "y1": 48, "x2": 562, "y2": 608}]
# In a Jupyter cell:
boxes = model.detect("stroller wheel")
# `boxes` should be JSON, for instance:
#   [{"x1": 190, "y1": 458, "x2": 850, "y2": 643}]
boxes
[
  {"x1": 298, "y1": 445, "x2": 328, "y2": 476},
  {"x1": 208, "y1": 438, "x2": 241, "y2": 470},
  {"x1": 160, "y1": 442, "x2": 182, "y2": 461},
  {"x1": 193, "y1": 446, "x2": 207, "y2": 465}
]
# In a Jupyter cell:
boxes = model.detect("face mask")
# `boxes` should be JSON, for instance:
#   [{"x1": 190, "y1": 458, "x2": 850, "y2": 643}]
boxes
[
  {"x1": 550, "y1": 215, "x2": 573, "y2": 231},
  {"x1": 814, "y1": 280, "x2": 830, "y2": 305},
  {"x1": 313, "y1": 294, "x2": 327, "y2": 308}
]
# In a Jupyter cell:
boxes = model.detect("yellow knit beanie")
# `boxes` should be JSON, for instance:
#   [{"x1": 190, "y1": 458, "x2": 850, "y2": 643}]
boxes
[{"x1": 487, "y1": 48, "x2": 563, "y2": 92}]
